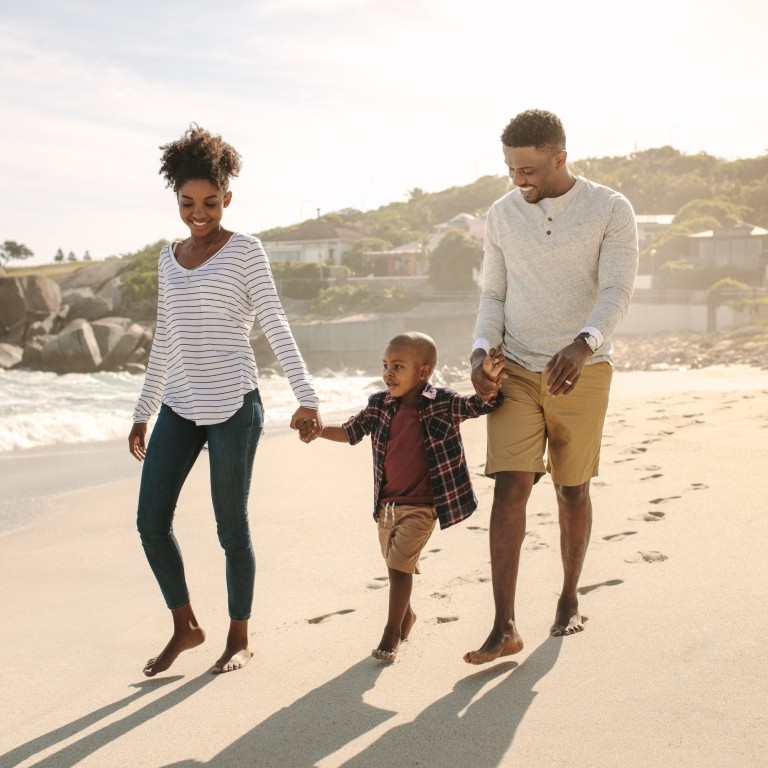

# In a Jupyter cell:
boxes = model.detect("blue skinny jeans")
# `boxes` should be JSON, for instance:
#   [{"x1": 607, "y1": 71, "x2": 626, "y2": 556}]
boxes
[{"x1": 136, "y1": 389, "x2": 264, "y2": 620}]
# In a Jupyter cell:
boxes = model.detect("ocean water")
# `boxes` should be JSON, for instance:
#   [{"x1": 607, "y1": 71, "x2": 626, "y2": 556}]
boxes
[{"x1": 0, "y1": 368, "x2": 391, "y2": 453}]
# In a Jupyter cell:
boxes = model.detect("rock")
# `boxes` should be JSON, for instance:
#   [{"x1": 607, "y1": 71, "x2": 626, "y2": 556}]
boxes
[
  {"x1": 0, "y1": 342, "x2": 23, "y2": 369},
  {"x1": 0, "y1": 275, "x2": 62, "y2": 340},
  {"x1": 61, "y1": 286, "x2": 113, "y2": 321},
  {"x1": 56, "y1": 259, "x2": 125, "y2": 290},
  {"x1": 91, "y1": 317, "x2": 149, "y2": 370},
  {"x1": 40, "y1": 319, "x2": 102, "y2": 373}
]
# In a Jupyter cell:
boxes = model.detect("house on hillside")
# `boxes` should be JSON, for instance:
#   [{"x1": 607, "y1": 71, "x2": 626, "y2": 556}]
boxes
[
  {"x1": 260, "y1": 221, "x2": 364, "y2": 265},
  {"x1": 635, "y1": 214, "x2": 674, "y2": 249},
  {"x1": 362, "y1": 242, "x2": 427, "y2": 277},
  {"x1": 687, "y1": 221, "x2": 768, "y2": 285},
  {"x1": 426, "y1": 212, "x2": 486, "y2": 251}
]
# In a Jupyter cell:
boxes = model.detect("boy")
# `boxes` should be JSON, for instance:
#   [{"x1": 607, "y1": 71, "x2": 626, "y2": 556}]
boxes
[{"x1": 302, "y1": 332, "x2": 503, "y2": 662}]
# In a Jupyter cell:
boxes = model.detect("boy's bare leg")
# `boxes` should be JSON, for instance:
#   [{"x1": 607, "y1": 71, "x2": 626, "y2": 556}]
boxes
[
  {"x1": 212, "y1": 619, "x2": 253, "y2": 673},
  {"x1": 143, "y1": 602, "x2": 206, "y2": 677},
  {"x1": 373, "y1": 567, "x2": 412, "y2": 661},
  {"x1": 551, "y1": 481, "x2": 591, "y2": 636},
  {"x1": 464, "y1": 472, "x2": 531, "y2": 664}
]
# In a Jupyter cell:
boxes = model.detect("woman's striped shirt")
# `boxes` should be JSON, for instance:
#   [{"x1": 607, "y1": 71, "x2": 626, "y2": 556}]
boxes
[{"x1": 133, "y1": 233, "x2": 318, "y2": 426}]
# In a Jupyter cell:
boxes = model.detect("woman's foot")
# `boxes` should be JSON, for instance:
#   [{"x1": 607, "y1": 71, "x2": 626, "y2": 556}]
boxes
[
  {"x1": 212, "y1": 645, "x2": 253, "y2": 674},
  {"x1": 400, "y1": 608, "x2": 417, "y2": 641},
  {"x1": 143, "y1": 625, "x2": 206, "y2": 677},
  {"x1": 372, "y1": 647, "x2": 397, "y2": 663}
]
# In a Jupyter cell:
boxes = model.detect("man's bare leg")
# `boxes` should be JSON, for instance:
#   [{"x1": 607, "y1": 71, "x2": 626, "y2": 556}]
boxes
[
  {"x1": 373, "y1": 567, "x2": 412, "y2": 661},
  {"x1": 464, "y1": 472, "x2": 532, "y2": 664},
  {"x1": 551, "y1": 480, "x2": 591, "y2": 636},
  {"x1": 143, "y1": 602, "x2": 206, "y2": 677},
  {"x1": 212, "y1": 619, "x2": 253, "y2": 673}
]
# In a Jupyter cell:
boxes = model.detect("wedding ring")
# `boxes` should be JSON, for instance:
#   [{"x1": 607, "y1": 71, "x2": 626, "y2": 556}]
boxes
[{"x1": 565, "y1": 379, "x2": 573, "y2": 386}]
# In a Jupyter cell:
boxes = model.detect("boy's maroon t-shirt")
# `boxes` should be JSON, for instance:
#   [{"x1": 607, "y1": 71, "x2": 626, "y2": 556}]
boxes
[{"x1": 379, "y1": 403, "x2": 433, "y2": 504}]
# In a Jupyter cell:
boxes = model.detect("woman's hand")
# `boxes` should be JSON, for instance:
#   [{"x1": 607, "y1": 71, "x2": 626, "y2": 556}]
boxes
[
  {"x1": 291, "y1": 407, "x2": 323, "y2": 443},
  {"x1": 129, "y1": 422, "x2": 147, "y2": 461}
]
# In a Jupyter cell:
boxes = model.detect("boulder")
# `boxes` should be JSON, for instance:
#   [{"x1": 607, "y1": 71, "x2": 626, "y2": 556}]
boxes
[
  {"x1": 0, "y1": 342, "x2": 23, "y2": 369},
  {"x1": 0, "y1": 275, "x2": 61, "y2": 338},
  {"x1": 91, "y1": 317, "x2": 150, "y2": 369},
  {"x1": 62, "y1": 287, "x2": 113, "y2": 321},
  {"x1": 41, "y1": 319, "x2": 102, "y2": 373},
  {"x1": 57, "y1": 259, "x2": 125, "y2": 290}
]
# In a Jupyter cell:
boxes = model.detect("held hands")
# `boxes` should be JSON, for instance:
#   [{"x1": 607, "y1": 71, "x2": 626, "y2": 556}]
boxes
[
  {"x1": 471, "y1": 348, "x2": 507, "y2": 403},
  {"x1": 291, "y1": 406, "x2": 322, "y2": 443},
  {"x1": 544, "y1": 339, "x2": 593, "y2": 396},
  {"x1": 128, "y1": 422, "x2": 147, "y2": 461}
]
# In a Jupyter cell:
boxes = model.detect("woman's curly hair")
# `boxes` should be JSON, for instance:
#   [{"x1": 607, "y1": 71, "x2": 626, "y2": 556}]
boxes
[{"x1": 158, "y1": 123, "x2": 242, "y2": 192}]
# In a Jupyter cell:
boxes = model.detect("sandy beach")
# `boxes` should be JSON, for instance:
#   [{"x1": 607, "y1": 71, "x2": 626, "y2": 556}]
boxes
[{"x1": 1, "y1": 365, "x2": 767, "y2": 768}]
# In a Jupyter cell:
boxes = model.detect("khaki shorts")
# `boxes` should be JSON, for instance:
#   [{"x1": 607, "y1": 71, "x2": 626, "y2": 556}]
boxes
[
  {"x1": 377, "y1": 503, "x2": 438, "y2": 575},
  {"x1": 486, "y1": 360, "x2": 613, "y2": 486}
]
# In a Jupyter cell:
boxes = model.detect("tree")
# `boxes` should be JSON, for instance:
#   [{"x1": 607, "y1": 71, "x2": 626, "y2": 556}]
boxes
[
  {"x1": 67, "y1": 251, "x2": 77, "y2": 262},
  {"x1": 83, "y1": 250, "x2": 93, "y2": 261},
  {"x1": 0, "y1": 240, "x2": 34, "y2": 265},
  {"x1": 54, "y1": 248, "x2": 65, "y2": 262},
  {"x1": 428, "y1": 229, "x2": 483, "y2": 291},
  {"x1": 342, "y1": 237, "x2": 392, "y2": 275}
]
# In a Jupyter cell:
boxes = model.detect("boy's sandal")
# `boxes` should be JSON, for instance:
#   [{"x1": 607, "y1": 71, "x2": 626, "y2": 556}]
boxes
[{"x1": 372, "y1": 648, "x2": 397, "y2": 663}]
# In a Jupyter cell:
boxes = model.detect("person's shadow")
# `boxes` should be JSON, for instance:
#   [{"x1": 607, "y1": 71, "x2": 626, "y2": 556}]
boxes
[
  {"x1": 162, "y1": 637, "x2": 561, "y2": 768},
  {"x1": 337, "y1": 638, "x2": 562, "y2": 768},
  {"x1": 0, "y1": 674, "x2": 211, "y2": 768}
]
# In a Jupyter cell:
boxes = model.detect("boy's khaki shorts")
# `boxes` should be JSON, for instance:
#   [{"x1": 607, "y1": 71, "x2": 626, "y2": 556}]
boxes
[
  {"x1": 485, "y1": 360, "x2": 613, "y2": 486},
  {"x1": 377, "y1": 503, "x2": 438, "y2": 575}
]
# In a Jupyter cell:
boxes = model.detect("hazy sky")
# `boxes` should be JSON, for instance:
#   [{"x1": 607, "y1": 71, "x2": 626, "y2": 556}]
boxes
[{"x1": 2, "y1": 0, "x2": 766, "y2": 265}]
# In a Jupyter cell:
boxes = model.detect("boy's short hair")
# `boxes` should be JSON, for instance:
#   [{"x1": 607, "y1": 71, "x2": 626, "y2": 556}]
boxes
[
  {"x1": 501, "y1": 109, "x2": 566, "y2": 153},
  {"x1": 387, "y1": 332, "x2": 438, "y2": 368}
]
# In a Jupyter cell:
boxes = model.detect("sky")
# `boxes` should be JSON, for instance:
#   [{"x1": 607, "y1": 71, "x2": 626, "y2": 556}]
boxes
[{"x1": 2, "y1": 0, "x2": 766, "y2": 266}]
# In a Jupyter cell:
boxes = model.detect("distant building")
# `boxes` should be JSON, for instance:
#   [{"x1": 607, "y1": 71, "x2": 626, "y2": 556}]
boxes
[
  {"x1": 427, "y1": 212, "x2": 485, "y2": 252},
  {"x1": 261, "y1": 221, "x2": 364, "y2": 265},
  {"x1": 362, "y1": 242, "x2": 427, "y2": 277},
  {"x1": 687, "y1": 221, "x2": 768, "y2": 284},
  {"x1": 635, "y1": 214, "x2": 675, "y2": 249}
]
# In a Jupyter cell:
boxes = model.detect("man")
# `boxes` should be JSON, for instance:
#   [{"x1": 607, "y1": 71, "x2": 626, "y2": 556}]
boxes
[{"x1": 464, "y1": 109, "x2": 638, "y2": 664}]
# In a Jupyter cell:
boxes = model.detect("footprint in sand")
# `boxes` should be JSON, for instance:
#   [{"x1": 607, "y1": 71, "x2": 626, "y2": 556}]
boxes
[
  {"x1": 614, "y1": 457, "x2": 636, "y2": 463},
  {"x1": 466, "y1": 525, "x2": 488, "y2": 533},
  {"x1": 367, "y1": 577, "x2": 389, "y2": 590},
  {"x1": 689, "y1": 483, "x2": 708, "y2": 491},
  {"x1": 649, "y1": 496, "x2": 681, "y2": 505},
  {"x1": 307, "y1": 609, "x2": 355, "y2": 624},
  {"x1": 428, "y1": 548, "x2": 441, "y2": 553},
  {"x1": 436, "y1": 616, "x2": 458, "y2": 624},
  {"x1": 431, "y1": 592, "x2": 448, "y2": 599},
  {"x1": 602, "y1": 531, "x2": 637, "y2": 541},
  {"x1": 641, "y1": 473, "x2": 663, "y2": 480},
  {"x1": 577, "y1": 578, "x2": 624, "y2": 594},
  {"x1": 625, "y1": 446, "x2": 648, "y2": 454},
  {"x1": 624, "y1": 550, "x2": 668, "y2": 564},
  {"x1": 628, "y1": 510, "x2": 665, "y2": 522}
]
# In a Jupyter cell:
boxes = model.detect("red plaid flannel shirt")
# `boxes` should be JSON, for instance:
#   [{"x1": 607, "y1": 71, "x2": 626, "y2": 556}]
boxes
[{"x1": 342, "y1": 383, "x2": 502, "y2": 530}]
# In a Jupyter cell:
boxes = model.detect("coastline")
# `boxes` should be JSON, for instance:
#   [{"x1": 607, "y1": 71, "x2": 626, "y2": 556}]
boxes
[{"x1": 1, "y1": 365, "x2": 767, "y2": 766}]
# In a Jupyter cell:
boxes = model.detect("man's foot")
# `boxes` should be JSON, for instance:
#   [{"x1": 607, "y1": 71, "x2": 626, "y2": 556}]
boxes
[
  {"x1": 372, "y1": 647, "x2": 397, "y2": 663},
  {"x1": 400, "y1": 609, "x2": 417, "y2": 641},
  {"x1": 143, "y1": 626, "x2": 206, "y2": 677},
  {"x1": 463, "y1": 627, "x2": 523, "y2": 665},
  {"x1": 550, "y1": 610, "x2": 588, "y2": 637},
  {"x1": 212, "y1": 645, "x2": 254, "y2": 674}
]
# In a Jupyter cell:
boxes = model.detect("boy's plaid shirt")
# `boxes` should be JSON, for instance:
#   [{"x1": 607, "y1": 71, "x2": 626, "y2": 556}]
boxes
[{"x1": 342, "y1": 383, "x2": 502, "y2": 530}]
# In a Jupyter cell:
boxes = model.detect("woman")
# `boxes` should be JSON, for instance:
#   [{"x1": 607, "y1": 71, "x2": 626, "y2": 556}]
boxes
[{"x1": 128, "y1": 124, "x2": 322, "y2": 676}]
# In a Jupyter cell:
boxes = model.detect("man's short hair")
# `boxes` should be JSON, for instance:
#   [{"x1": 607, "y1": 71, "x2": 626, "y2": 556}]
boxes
[{"x1": 501, "y1": 109, "x2": 566, "y2": 152}]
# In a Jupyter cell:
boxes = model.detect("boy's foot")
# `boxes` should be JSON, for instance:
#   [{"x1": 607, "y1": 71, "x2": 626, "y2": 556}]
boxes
[
  {"x1": 400, "y1": 610, "x2": 417, "y2": 641},
  {"x1": 551, "y1": 611, "x2": 588, "y2": 637},
  {"x1": 372, "y1": 647, "x2": 397, "y2": 663},
  {"x1": 463, "y1": 627, "x2": 523, "y2": 665},
  {"x1": 143, "y1": 626, "x2": 206, "y2": 677},
  {"x1": 212, "y1": 645, "x2": 254, "y2": 674}
]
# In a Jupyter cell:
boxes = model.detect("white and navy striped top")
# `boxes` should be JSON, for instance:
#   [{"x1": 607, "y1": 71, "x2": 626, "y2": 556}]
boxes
[{"x1": 133, "y1": 233, "x2": 319, "y2": 426}]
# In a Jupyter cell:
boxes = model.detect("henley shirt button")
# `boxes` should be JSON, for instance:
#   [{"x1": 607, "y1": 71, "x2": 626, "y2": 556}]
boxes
[
  {"x1": 548, "y1": 217, "x2": 553, "y2": 221},
  {"x1": 546, "y1": 230, "x2": 551, "y2": 235}
]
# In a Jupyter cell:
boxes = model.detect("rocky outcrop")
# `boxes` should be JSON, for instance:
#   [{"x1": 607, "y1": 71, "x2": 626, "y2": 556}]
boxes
[
  {"x1": 0, "y1": 275, "x2": 62, "y2": 345},
  {"x1": 0, "y1": 266, "x2": 159, "y2": 373}
]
